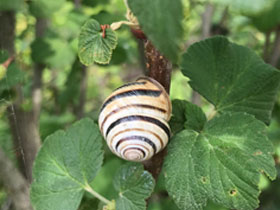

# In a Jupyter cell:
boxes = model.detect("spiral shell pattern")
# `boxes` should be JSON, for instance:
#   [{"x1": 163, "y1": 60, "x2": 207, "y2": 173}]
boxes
[{"x1": 98, "y1": 77, "x2": 172, "y2": 162}]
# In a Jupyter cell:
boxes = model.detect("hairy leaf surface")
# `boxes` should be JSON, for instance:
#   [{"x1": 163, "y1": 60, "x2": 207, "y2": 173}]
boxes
[
  {"x1": 78, "y1": 19, "x2": 117, "y2": 65},
  {"x1": 170, "y1": 99, "x2": 207, "y2": 134},
  {"x1": 114, "y1": 163, "x2": 155, "y2": 210},
  {"x1": 128, "y1": 0, "x2": 183, "y2": 63},
  {"x1": 164, "y1": 112, "x2": 276, "y2": 210},
  {"x1": 31, "y1": 118, "x2": 103, "y2": 210},
  {"x1": 181, "y1": 36, "x2": 280, "y2": 124}
]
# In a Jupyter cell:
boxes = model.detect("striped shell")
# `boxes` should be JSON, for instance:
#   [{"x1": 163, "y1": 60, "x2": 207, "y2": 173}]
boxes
[{"x1": 98, "y1": 77, "x2": 172, "y2": 162}]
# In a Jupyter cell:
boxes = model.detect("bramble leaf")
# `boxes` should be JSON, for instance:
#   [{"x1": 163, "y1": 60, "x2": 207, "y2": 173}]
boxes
[
  {"x1": 128, "y1": 0, "x2": 183, "y2": 63},
  {"x1": 164, "y1": 112, "x2": 276, "y2": 210},
  {"x1": 78, "y1": 19, "x2": 117, "y2": 65},
  {"x1": 114, "y1": 163, "x2": 155, "y2": 210},
  {"x1": 170, "y1": 99, "x2": 207, "y2": 134},
  {"x1": 31, "y1": 118, "x2": 104, "y2": 210},
  {"x1": 181, "y1": 36, "x2": 280, "y2": 124},
  {"x1": 0, "y1": 63, "x2": 25, "y2": 93}
]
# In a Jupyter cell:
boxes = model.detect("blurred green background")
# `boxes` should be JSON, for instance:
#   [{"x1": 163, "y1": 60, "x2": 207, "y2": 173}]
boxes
[{"x1": 0, "y1": 0, "x2": 280, "y2": 209}]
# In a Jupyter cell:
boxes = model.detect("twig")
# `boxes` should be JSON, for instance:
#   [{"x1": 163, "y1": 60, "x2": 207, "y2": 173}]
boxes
[
  {"x1": 0, "y1": 147, "x2": 33, "y2": 210},
  {"x1": 263, "y1": 30, "x2": 272, "y2": 62},
  {"x1": 142, "y1": 40, "x2": 172, "y2": 180},
  {"x1": 32, "y1": 18, "x2": 48, "y2": 123},
  {"x1": 84, "y1": 184, "x2": 110, "y2": 204},
  {"x1": 1, "y1": 55, "x2": 14, "y2": 68},
  {"x1": 269, "y1": 26, "x2": 280, "y2": 67}
]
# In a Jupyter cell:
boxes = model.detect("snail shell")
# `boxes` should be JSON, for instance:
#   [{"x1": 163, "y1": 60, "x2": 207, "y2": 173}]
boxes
[{"x1": 98, "y1": 77, "x2": 172, "y2": 162}]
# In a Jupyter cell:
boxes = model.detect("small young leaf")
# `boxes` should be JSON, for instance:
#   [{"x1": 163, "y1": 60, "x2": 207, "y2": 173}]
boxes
[
  {"x1": 0, "y1": 63, "x2": 25, "y2": 93},
  {"x1": 128, "y1": 0, "x2": 183, "y2": 63},
  {"x1": 31, "y1": 118, "x2": 104, "y2": 210},
  {"x1": 170, "y1": 99, "x2": 207, "y2": 134},
  {"x1": 181, "y1": 36, "x2": 280, "y2": 124},
  {"x1": 164, "y1": 112, "x2": 276, "y2": 210},
  {"x1": 78, "y1": 19, "x2": 117, "y2": 65},
  {"x1": 113, "y1": 163, "x2": 155, "y2": 210}
]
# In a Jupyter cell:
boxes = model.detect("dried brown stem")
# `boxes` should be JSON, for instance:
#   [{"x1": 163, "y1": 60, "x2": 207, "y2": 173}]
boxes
[
  {"x1": 142, "y1": 40, "x2": 172, "y2": 180},
  {"x1": 1, "y1": 55, "x2": 14, "y2": 68}
]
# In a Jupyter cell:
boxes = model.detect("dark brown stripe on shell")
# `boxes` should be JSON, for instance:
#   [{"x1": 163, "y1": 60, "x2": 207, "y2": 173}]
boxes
[
  {"x1": 109, "y1": 128, "x2": 164, "y2": 149},
  {"x1": 114, "y1": 81, "x2": 146, "y2": 91},
  {"x1": 105, "y1": 115, "x2": 170, "y2": 139},
  {"x1": 100, "y1": 89, "x2": 162, "y2": 113},
  {"x1": 100, "y1": 104, "x2": 167, "y2": 133},
  {"x1": 116, "y1": 136, "x2": 156, "y2": 154}
]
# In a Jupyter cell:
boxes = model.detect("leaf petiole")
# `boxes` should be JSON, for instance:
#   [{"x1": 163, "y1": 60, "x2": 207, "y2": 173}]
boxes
[
  {"x1": 84, "y1": 183, "x2": 111, "y2": 204},
  {"x1": 110, "y1": 21, "x2": 138, "y2": 31}
]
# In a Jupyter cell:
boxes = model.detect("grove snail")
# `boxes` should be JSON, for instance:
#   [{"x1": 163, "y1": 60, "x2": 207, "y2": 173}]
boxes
[{"x1": 98, "y1": 77, "x2": 172, "y2": 162}]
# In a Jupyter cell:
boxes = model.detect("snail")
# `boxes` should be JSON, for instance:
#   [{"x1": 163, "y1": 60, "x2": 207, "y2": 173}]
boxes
[{"x1": 98, "y1": 77, "x2": 172, "y2": 162}]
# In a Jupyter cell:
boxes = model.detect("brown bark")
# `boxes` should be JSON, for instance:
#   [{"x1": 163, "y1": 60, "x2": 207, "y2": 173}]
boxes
[
  {"x1": 0, "y1": 148, "x2": 32, "y2": 210},
  {"x1": 142, "y1": 40, "x2": 172, "y2": 180},
  {"x1": 0, "y1": 11, "x2": 15, "y2": 55},
  {"x1": 144, "y1": 40, "x2": 172, "y2": 92},
  {"x1": 7, "y1": 106, "x2": 41, "y2": 183}
]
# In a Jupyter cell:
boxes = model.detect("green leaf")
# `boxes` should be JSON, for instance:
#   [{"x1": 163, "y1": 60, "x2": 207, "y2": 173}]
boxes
[
  {"x1": 31, "y1": 118, "x2": 104, "y2": 210},
  {"x1": 0, "y1": 65, "x2": 7, "y2": 80},
  {"x1": 78, "y1": 19, "x2": 117, "y2": 65},
  {"x1": 31, "y1": 37, "x2": 76, "y2": 69},
  {"x1": 29, "y1": 0, "x2": 66, "y2": 18},
  {"x1": 128, "y1": 0, "x2": 183, "y2": 63},
  {"x1": 0, "y1": 63, "x2": 25, "y2": 93},
  {"x1": 113, "y1": 163, "x2": 155, "y2": 210},
  {"x1": 170, "y1": 99, "x2": 207, "y2": 134},
  {"x1": 164, "y1": 112, "x2": 276, "y2": 210},
  {"x1": 250, "y1": 0, "x2": 280, "y2": 32},
  {"x1": 181, "y1": 36, "x2": 280, "y2": 124}
]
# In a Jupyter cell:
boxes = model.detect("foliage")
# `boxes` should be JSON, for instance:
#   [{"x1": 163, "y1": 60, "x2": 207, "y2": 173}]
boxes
[
  {"x1": 78, "y1": 19, "x2": 117, "y2": 65},
  {"x1": 181, "y1": 36, "x2": 280, "y2": 124},
  {"x1": 127, "y1": 0, "x2": 184, "y2": 62},
  {"x1": 1, "y1": 0, "x2": 280, "y2": 210}
]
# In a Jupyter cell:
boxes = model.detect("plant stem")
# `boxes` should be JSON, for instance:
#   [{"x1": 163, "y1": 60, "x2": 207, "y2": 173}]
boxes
[
  {"x1": 207, "y1": 108, "x2": 217, "y2": 120},
  {"x1": 269, "y1": 26, "x2": 280, "y2": 67},
  {"x1": 142, "y1": 40, "x2": 172, "y2": 180},
  {"x1": 263, "y1": 30, "x2": 271, "y2": 62},
  {"x1": 84, "y1": 184, "x2": 110, "y2": 204}
]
